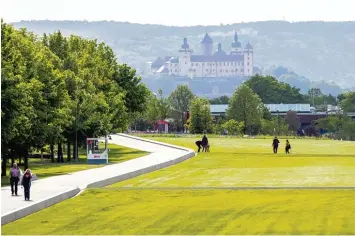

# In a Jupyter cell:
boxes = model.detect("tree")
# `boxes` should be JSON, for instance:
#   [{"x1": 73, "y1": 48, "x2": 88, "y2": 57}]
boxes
[
  {"x1": 285, "y1": 110, "x2": 300, "y2": 132},
  {"x1": 260, "y1": 117, "x2": 288, "y2": 135},
  {"x1": 209, "y1": 95, "x2": 229, "y2": 104},
  {"x1": 114, "y1": 64, "x2": 150, "y2": 114},
  {"x1": 157, "y1": 89, "x2": 170, "y2": 119},
  {"x1": 340, "y1": 91, "x2": 355, "y2": 112},
  {"x1": 315, "y1": 115, "x2": 348, "y2": 133},
  {"x1": 307, "y1": 88, "x2": 323, "y2": 107},
  {"x1": 227, "y1": 84, "x2": 263, "y2": 134},
  {"x1": 189, "y1": 98, "x2": 213, "y2": 134},
  {"x1": 221, "y1": 119, "x2": 244, "y2": 135},
  {"x1": 339, "y1": 119, "x2": 355, "y2": 141},
  {"x1": 168, "y1": 85, "x2": 195, "y2": 132},
  {"x1": 145, "y1": 93, "x2": 160, "y2": 131},
  {"x1": 245, "y1": 74, "x2": 306, "y2": 104}
]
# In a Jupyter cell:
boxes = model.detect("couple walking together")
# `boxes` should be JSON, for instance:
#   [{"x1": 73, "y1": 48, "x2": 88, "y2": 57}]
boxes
[
  {"x1": 272, "y1": 137, "x2": 291, "y2": 154},
  {"x1": 9, "y1": 163, "x2": 33, "y2": 201}
]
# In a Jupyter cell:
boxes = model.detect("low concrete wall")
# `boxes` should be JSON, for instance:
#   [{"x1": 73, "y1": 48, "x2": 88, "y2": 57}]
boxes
[
  {"x1": 1, "y1": 134, "x2": 195, "y2": 225},
  {"x1": 117, "y1": 133, "x2": 194, "y2": 152},
  {"x1": 87, "y1": 151, "x2": 195, "y2": 188},
  {"x1": 1, "y1": 187, "x2": 80, "y2": 225}
]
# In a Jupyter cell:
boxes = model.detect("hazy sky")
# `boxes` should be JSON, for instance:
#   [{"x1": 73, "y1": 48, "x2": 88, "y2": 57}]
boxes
[{"x1": 2, "y1": 0, "x2": 355, "y2": 26}]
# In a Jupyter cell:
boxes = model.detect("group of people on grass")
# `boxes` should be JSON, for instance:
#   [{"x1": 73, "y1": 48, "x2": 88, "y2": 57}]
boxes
[
  {"x1": 9, "y1": 163, "x2": 33, "y2": 201},
  {"x1": 195, "y1": 135, "x2": 291, "y2": 154},
  {"x1": 195, "y1": 135, "x2": 210, "y2": 153},
  {"x1": 272, "y1": 137, "x2": 291, "y2": 154}
]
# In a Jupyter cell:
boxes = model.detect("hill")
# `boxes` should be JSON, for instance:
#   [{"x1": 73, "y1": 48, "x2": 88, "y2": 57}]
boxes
[{"x1": 11, "y1": 20, "x2": 355, "y2": 91}]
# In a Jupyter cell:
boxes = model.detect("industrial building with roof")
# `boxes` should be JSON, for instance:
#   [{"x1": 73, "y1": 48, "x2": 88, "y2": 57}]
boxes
[
  {"x1": 148, "y1": 32, "x2": 254, "y2": 78},
  {"x1": 210, "y1": 103, "x2": 355, "y2": 129}
]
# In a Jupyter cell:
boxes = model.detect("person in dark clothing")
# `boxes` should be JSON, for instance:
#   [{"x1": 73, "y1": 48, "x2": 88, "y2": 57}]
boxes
[
  {"x1": 195, "y1": 140, "x2": 203, "y2": 153},
  {"x1": 285, "y1": 140, "x2": 291, "y2": 154},
  {"x1": 272, "y1": 137, "x2": 280, "y2": 154},
  {"x1": 9, "y1": 163, "x2": 20, "y2": 196},
  {"x1": 21, "y1": 169, "x2": 32, "y2": 201},
  {"x1": 201, "y1": 135, "x2": 209, "y2": 152}
]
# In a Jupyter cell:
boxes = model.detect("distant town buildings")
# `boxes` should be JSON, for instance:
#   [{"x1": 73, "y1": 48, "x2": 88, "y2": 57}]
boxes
[{"x1": 147, "y1": 31, "x2": 254, "y2": 78}]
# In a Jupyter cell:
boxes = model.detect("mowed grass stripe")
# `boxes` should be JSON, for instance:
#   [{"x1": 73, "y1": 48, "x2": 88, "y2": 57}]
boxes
[
  {"x1": 2, "y1": 189, "x2": 355, "y2": 235},
  {"x1": 102, "y1": 186, "x2": 355, "y2": 189}
]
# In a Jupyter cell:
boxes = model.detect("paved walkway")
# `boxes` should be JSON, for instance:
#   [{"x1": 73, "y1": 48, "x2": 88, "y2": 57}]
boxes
[{"x1": 1, "y1": 134, "x2": 195, "y2": 225}]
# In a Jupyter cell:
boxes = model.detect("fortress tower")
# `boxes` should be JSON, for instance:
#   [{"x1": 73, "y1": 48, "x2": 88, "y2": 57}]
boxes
[{"x1": 201, "y1": 33, "x2": 213, "y2": 56}]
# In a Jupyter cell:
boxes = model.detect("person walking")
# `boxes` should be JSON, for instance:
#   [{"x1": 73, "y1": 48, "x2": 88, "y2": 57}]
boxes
[
  {"x1": 272, "y1": 137, "x2": 280, "y2": 154},
  {"x1": 202, "y1": 135, "x2": 209, "y2": 152},
  {"x1": 9, "y1": 163, "x2": 20, "y2": 196},
  {"x1": 285, "y1": 140, "x2": 291, "y2": 154},
  {"x1": 21, "y1": 169, "x2": 32, "y2": 201}
]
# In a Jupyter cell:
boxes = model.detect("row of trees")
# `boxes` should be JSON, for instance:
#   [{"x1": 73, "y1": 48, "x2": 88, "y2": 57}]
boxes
[
  {"x1": 210, "y1": 75, "x2": 353, "y2": 113},
  {"x1": 1, "y1": 21, "x2": 149, "y2": 174},
  {"x1": 133, "y1": 75, "x2": 355, "y2": 139}
]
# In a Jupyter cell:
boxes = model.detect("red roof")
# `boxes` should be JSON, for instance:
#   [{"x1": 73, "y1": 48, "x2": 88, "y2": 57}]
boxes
[{"x1": 157, "y1": 120, "x2": 169, "y2": 125}]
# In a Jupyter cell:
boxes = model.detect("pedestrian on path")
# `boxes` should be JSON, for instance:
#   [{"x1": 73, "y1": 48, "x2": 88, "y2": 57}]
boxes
[
  {"x1": 9, "y1": 163, "x2": 20, "y2": 196},
  {"x1": 21, "y1": 169, "x2": 32, "y2": 201}
]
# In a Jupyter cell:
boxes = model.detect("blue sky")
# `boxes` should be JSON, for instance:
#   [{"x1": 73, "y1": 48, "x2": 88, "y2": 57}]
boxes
[{"x1": 2, "y1": 0, "x2": 354, "y2": 26}]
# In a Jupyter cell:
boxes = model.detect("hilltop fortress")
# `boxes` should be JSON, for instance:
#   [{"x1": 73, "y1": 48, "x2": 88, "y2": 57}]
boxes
[{"x1": 148, "y1": 32, "x2": 254, "y2": 78}]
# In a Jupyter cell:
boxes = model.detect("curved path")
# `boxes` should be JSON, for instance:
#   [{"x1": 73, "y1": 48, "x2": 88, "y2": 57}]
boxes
[{"x1": 1, "y1": 134, "x2": 195, "y2": 225}]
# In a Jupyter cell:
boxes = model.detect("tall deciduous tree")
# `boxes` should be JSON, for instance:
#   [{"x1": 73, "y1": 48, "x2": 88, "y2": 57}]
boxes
[
  {"x1": 114, "y1": 64, "x2": 150, "y2": 114},
  {"x1": 340, "y1": 91, "x2": 355, "y2": 112},
  {"x1": 189, "y1": 98, "x2": 213, "y2": 134},
  {"x1": 168, "y1": 85, "x2": 195, "y2": 132},
  {"x1": 285, "y1": 110, "x2": 301, "y2": 132},
  {"x1": 245, "y1": 74, "x2": 306, "y2": 104},
  {"x1": 145, "y1": 93, "x2": 160, "y2": 131},
  {"x1": 221, "y1": 119, "x2": 244, "y2": 135},
  {"x1": 157, "y1": 89, "x2": 170, "y2": 119},
  {"x1": 227, "y1": 84, "x2": 263, "y2": 134}
]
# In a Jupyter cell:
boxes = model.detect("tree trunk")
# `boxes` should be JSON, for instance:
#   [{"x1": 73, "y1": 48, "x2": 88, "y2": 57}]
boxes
[
  {"x1": 73, "y1": 137, "x2": 77, "y2": 163},
  {"x1": 50, "y1": 144, "x2": 54, "y2": 163},
  {"x1": 24, "y1": 147, "x2": 29, "y2": 170},
  {"x1": 1, "y1": 156, "x2": 7, "y2": 176},
  {"x1": 41, "y1": 149, "x2": 43, "y2": 163},
  {"x1": 67, "y1": 140, "x2": 71, "y2": 162},
  {"x1": 57, "y1": 143, "x2": 62, "y2": 163},
  {"x1": 11, "y1": 149, "x2": 15, "y2": 166}
]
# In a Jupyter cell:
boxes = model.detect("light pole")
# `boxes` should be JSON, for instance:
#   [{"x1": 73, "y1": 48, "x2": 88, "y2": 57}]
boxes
[{"x1": 277, "y1": 110, "x2": 280, "y2": 136}]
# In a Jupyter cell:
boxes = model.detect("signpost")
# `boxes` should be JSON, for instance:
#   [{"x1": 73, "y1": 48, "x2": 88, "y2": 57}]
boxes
[{"x1": 87, "y1": 137, "x2": 108, "y2": 164}]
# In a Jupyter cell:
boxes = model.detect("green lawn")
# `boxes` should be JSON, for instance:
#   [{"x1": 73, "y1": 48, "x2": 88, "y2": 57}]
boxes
[
  {"x1": 2, "y1": 137, "x2": 355, "y2": 235},
  {"x1": 110, "y1": 138, "x2": 355, "y2": 187},
  {"x1": 1, "y1": 144, "x2": 147, "y2": 186},
  {"x1": 2, "y1": 189, "x2": 355, "y2": 235}
]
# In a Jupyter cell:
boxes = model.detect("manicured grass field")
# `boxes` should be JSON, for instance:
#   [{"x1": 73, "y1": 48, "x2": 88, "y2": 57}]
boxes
[
  {"x1": 1, "y1": 144, "x2": 147, "y2": 186},
  {"x1": 110, "y1": 138, "x2": 355, "y2": 187},
  {"x1": 3, "y1": 189, "x2": 355, "y2": 235},
  {"x1": 2, "y1": 137, "x2": 355, "y2": 235}
]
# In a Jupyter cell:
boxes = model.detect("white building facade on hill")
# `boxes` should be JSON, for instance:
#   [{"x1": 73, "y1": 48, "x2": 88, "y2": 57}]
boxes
[{"x1": 149, "y1": 32, "x2": 254, "y2": 78}]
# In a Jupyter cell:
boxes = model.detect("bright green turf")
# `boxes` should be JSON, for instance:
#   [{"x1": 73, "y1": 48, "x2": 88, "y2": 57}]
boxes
[
  {"x1": 1, "y1": 144, "x2": 147, "y2": 186},
  {"x1": 2, "y1": 189, "x2": 355, "y2": 235},
  {"x1": 2, "y1": 137, "x2": 355, "y2": 235},
  {"x1": 109, "y1": 138, "x2": 355, "y2": 187}
]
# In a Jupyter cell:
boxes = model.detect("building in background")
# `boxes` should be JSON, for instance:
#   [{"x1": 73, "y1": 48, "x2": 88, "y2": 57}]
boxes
[{"x1": 149, "y1": 31, "x2": 254, "y2": 78}]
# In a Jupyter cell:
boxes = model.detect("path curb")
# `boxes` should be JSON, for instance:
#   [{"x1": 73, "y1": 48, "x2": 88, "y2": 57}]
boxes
[{"x1": 1, "y1": 134, "x2": 195, "y2": 225}]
